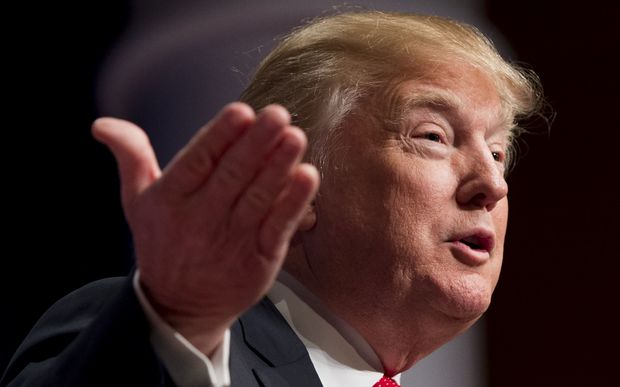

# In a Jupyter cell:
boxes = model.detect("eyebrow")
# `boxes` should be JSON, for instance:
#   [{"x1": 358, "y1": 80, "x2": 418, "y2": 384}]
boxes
[
  {"x1": 388, "y1": 87, "x2": 514, "y2": 135},
  {"x1": 401, "y1": 89, "x2": 464, "y2": 113},
  {"x1": 382, "y1": 88, "x2": 462, "y2": 132},
  {"x1": 394, "y1": 87, "x2": 469, "y2": 129}
]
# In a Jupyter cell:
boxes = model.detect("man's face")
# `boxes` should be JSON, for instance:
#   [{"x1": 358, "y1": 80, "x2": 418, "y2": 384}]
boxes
[{"x1": 304, "y1": 63, "x2": 510, "y2": 326}]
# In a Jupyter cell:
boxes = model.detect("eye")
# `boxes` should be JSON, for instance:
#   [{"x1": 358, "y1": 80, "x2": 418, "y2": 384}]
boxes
[
  {"x1": 405, "y1": 121, "x2": 449, "y2": 148},
  {"x1": 423, "y1": 132, "x2": 443, "y2": 143},
  {"x1": 491, "y1": 151, "x2": 504, "y2": 162}
]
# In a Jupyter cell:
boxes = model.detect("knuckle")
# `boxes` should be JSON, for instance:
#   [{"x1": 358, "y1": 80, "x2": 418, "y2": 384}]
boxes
[
  {"x1": 186, "y1": 147, "x2": 215, "y2": 178},
  {"x1": 244, "y1": 186, "x2": 274, "y2": 210},
  {"x1": 217, "y1": 159, "x2": 247, "y2": 186}
]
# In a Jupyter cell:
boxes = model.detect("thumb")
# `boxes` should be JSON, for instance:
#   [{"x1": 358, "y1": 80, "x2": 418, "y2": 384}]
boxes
[{"x1": 91, "y1": 117, "x2": 162, "y2": 210}]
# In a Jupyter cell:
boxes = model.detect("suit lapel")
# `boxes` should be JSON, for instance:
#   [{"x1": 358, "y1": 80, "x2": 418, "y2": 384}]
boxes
[
  {"x1": 238, "y1": 298, "x2": 323, "y2": 387},
  {"x1": 252, "y1": 367, "x2": 292, "y2": 387}
]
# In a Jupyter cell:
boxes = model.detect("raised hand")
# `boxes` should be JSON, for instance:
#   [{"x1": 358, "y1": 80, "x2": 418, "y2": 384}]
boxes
[{"x1": 91, "y1": 103, "x2": 319, "y2": 355}]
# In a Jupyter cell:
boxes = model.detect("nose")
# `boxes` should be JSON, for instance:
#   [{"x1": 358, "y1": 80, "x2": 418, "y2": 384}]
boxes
[{"x1": 456, "y1": 147, "x2": 508, "y2": 211}]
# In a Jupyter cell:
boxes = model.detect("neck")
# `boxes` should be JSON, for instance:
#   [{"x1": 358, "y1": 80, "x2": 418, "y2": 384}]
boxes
[
  {"x1": 284, "y1": 245, "x2": 477, "y2": 374},
  {"x1": 349, "y1": 308, "x2": 476, "y2": 374},
  {"x1": 274, "y1": 271, "x2": 385, "y2": 371}
]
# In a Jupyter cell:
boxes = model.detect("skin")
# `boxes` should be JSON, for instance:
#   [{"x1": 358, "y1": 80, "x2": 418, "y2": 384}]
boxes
[
  {"x1": 286, "y1": 62, "x2": 511, "y2": 374},
  {"x1": 94, "y1": 61, "x2": 510, "y2": 375},
  {"x1": 92, "y1": 104, "x2": 319, "y2": 356}
]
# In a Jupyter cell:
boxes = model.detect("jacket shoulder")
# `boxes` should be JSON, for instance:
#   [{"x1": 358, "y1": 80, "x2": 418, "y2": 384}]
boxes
[{"x1": 1, "y1": 276, "x2": 170, "y2": 387}]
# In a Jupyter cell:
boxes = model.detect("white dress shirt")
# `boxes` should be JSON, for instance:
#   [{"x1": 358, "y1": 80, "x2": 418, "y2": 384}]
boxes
[{"x1": 134, "y1": 271, "x2": 401, "y2": 387}]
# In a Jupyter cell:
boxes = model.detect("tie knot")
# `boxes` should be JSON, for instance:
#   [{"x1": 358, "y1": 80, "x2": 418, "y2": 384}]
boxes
[{"x1": 372, "y1": 374, "x2": 400, "y2": 387}]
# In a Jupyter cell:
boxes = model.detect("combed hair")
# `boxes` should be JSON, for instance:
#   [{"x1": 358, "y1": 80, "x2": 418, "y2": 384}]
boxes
[{"x1": 240, "y1": 11, "x2": 543, "y2": 172}]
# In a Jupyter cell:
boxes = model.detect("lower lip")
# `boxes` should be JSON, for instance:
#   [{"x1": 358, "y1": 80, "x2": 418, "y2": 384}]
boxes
[{"x1": 449, "y1": 241, "x2": 490, "y2": 267}]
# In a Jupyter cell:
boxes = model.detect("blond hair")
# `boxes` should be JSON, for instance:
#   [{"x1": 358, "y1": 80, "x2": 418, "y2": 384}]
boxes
[{"x1": 240, "y1": 11, "x2": 543, "y2": 171}]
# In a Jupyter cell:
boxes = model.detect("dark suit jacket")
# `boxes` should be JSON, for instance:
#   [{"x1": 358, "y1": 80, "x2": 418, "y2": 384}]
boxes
[{"x1": 1, "y1": 277, "x2": 323, "y2": 387}]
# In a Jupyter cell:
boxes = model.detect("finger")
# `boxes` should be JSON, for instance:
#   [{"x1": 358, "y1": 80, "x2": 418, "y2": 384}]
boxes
[
  {"x1": 91, "y1": 117, "x2": 161, "y2": 209},
  {"x1": 160, "y1": 102, "x2": 256, "y2": 196},
  {"x1": 200, "y1": 105, "x2": 291, "y2": 211},
  {"x1": 231, "y1": 126, "x2": 307, "y2": 230},
  {"x1": 258, "y1": 164, "x2": 320, "y2": 259}
]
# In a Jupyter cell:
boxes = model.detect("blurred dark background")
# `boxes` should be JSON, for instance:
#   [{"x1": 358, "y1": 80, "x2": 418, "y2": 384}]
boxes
[
  {"x1": 3, "y1": 1, "x2": 617, "y2": 385},
  {"x1": 487, "y1": 1, "x2": 617, "y2": 385}
]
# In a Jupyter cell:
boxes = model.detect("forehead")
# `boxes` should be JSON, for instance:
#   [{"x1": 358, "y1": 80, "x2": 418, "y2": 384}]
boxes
[{"x1": 389, "y1": 63, "x2": 513, "y2": 135}]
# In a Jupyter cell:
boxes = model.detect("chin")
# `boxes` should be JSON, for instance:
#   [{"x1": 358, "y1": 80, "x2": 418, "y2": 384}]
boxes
[{"x1": 432, "y1": 273, "x2": 494, "y2": 322}]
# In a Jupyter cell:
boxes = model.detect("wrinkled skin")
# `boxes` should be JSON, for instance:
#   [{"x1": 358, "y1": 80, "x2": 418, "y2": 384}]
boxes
[
  {"x1": 287, "y1": 63, "x2": 510, "y2": 373},
  {"x1": 95, "y1": 61, "x2": 511, "y2": 373},
  {"x1": 92, "y1": 104, "x2": 319, "y2": 355}
]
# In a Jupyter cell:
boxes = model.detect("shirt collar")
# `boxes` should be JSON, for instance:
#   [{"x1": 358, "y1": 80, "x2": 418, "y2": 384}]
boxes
[{"x1": 267, "y1": 271, "x2": 401, "y2": 386}]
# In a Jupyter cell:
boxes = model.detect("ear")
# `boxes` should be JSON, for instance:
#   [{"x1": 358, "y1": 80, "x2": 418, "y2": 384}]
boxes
[{"x1": 297, "y1": 201, "x2": 317, "y2": 231}]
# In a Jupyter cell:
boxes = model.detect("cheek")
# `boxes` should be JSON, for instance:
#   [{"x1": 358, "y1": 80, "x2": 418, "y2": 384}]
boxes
[
  {"x1": 386, "y1": 162, "x2": 457, "y2": 237},
  {"x1": 491, "y1": 197, "x2": 509, "y2": 265},
  {"x1": 488, "y1": 198, "x2": 508, "y2": 285},
  {"x1": 309, "y1": 155, "x2": 394, "y2": 262},
  {"x1": 494, "y1": 198, "x2": 509, "y2": 237}
]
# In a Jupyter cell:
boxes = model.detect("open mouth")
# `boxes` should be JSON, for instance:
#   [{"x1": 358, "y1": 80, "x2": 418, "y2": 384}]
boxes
[
  {"x1": 460, "y1": 236, "x2": 486, "y2": 251},
  {"x1": 455, "y1": 232, "x2": 494, "y2": 253},
  {"x1": 449, "y1": 230, "x2": 495, "y2": 266}
]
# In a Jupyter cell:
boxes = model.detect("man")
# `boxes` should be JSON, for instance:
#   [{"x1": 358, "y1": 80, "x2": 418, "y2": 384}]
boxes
[{"x1": 2, "y1": 11, "x2": 541, "y2": 387}]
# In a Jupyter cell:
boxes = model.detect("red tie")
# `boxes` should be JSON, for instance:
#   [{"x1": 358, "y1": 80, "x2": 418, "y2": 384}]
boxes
[{"x1": 372, "y1": 374, "x2": 400, "y2": 387}]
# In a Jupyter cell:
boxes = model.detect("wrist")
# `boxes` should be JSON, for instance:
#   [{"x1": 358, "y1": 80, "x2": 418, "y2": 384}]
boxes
[{"x1": 137, "y1": 273, "x2": 236, "y2": 356}]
